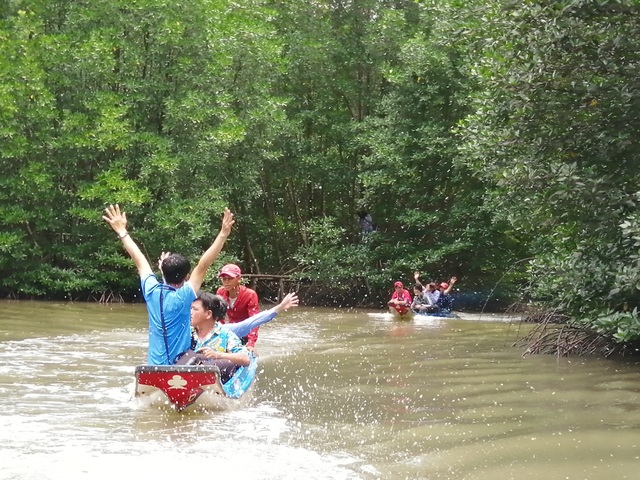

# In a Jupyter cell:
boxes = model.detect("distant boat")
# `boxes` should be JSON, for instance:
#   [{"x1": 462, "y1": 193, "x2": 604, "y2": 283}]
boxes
[{"x1": 134, "y1": 354, "x2": 258, "y2": 412}]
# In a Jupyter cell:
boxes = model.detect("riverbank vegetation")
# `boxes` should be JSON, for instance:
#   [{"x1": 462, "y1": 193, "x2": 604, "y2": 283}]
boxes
[{"x1": 1, "y1": 1, "x2": 639, "y2": 353}]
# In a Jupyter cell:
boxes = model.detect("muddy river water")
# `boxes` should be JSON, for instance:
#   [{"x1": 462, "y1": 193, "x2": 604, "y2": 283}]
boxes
[{"x1": 0, "y1": 300, "x2": 638, "y2": 479}]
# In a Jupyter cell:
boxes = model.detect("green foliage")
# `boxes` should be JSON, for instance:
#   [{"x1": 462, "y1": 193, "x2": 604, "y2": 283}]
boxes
[
  {"x1": 293, "y1": 217, "x2": 372, "y2": 289},
  {"x1": 458, "y1": 0, "x2": 640, "y2": 338},
  {"x1": 0, "y1": 0, "x2": 284, "y2": 298},
  {"x1": 7, "y1": 0, "x2": 639, "y2": 350},
  {"x1": 584, "y1": 309, "x2": 640, "y2": 344},
  {"x1": 0, "y1": 0, "x2": 522, "y2": 307}
]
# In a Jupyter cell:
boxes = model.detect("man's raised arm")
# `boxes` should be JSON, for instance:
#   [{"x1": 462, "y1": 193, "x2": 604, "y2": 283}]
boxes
[
  {"x1": 188, "y1": 208, "x2": 234, "y2": 292},
  {"x1": 102, "y1": 204, "x2": 153, "y2": 278},
  {"x1": 273, "y1": 292, "x2": 299, "y2": 314},
  {"x1": 222, "y1": 292, "x2": 299, "y2": 339}
]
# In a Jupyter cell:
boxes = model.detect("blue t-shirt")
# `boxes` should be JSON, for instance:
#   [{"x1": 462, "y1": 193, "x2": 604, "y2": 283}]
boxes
[{"x1": 141, "y1": 273, "x2": 196, "y2": 365}]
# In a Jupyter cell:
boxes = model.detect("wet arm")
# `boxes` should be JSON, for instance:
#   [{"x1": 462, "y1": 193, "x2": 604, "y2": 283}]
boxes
[
  {"x1": 199, "y1": 347, "x2": 250, "y2": 366},
  {"x1": 103, "y1": 204, "x2": 152, "y2": 278},
  {"x1": 222, "y1": 292, "x2": 299, "y2": 339},
  {"x1": 217, "y1": 351, "x2": 250, "y2": 366},
  {"x1": 222, "y1": 310, "x2": 277, "y2": 338},
  {"x1": 188, "y1": 208, "x2": 234, "y2": 292},
  {"x1": 119, "y1": 235, "x2": 153, "y2": 278},
  {"x1": 444, "y1": 277, "x2": 457, "y2": 295}
]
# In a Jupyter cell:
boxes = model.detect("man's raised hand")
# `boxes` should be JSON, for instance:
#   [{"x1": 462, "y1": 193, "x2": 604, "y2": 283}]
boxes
[{"x1": 103, "y1": 204, "x2": 128, "y2": 236}]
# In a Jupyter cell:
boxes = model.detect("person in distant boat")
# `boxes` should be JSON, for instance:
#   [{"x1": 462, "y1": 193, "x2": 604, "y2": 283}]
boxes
[
  {"x1": 190, "y1": 291, "x2": 299, "y2": 383},
  {"x1": 414, "y1": 271, "x2": 457, "y2": 313},
  {"x1": 435, "y1": 277, "x2": 457, "y2": 313},
  {"x1": 411, "y1": 284, "x2": 433, "y2": 313},
  {"x1": 414, "y1": 272, "x2": 439, "y2": 305},
  {"x1": 102, "y1": 204, "x2": 234, "y2": 366},
  {"x1": 424, "y1": 282, "x2": 440, "y2": 307},
  {"x1": 388, "y1": 281, "x2": 412, "y2": 308},
  {"x1": 215, "y1": 263, "x2": 260, "y2": 351}
]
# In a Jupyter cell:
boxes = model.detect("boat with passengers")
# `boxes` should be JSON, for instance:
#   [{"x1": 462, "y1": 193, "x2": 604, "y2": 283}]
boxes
[
  {"x1": 134, "y1": 353, "x2": 257, "y2": 412},
  {"x1": 134, "y1": 293, "x2": 298, "y2": 412}
]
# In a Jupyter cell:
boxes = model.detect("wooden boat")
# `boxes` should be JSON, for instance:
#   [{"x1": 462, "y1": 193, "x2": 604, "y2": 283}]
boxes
[
  {"x1": 134, "y1": 354, "x2": 258, "y2": 412},
  {"x1": 388, "y1": 304, "x2": 415, "y2": 320}
]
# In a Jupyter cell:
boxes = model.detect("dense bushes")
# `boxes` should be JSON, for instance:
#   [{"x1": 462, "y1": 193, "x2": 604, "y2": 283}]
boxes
[{"x1": 2, "y1": 1, "x2": 640, "y2": 345}]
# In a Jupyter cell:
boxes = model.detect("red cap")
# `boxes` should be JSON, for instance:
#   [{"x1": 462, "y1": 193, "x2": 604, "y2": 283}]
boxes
[
  {"x1": 218, "y1": 264, "x2": 242, "y2": 278},
  {"x1": 439, "y1": 282, "x2": 449, "y2": 290},
  {"x1": 394, "y1": 281, "x2": 403, "y2": 288}
]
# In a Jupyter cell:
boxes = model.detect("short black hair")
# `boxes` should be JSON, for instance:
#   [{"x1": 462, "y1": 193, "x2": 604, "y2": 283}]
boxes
[
  {"x1": 414, "y1": 283, "x2": 423, "y2": 291},
  {"x1": 161, "y1": 253, "x2": 191, "y2": 284},
  {"x1": 195, "y1": 291, "x2": 227, "y2": 320}
]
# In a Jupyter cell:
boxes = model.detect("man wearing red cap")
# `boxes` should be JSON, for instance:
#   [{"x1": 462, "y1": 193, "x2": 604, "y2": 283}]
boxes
[
  {"x1": 436, "y1": 276, "x2": 457, "y2": 313},
  {"x1": 216, "y1": 263, "x2": 261, "y2": 351},
  {"x1": 388, "y1": 281, "x2": 412, "y2": 310}
]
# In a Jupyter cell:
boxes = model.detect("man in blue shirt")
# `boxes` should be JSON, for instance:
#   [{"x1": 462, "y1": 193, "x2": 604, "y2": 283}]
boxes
[{"x1": 103, "y1": 204, "x2": 234, "y2": 365}]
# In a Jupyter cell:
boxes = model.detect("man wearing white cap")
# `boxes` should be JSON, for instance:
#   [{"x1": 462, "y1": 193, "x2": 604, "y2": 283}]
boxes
[{"x1": 216, "y1": 263, "x2": 261, "y2": 351}]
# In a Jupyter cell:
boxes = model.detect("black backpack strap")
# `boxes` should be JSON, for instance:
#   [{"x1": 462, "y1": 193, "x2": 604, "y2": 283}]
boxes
[{"x1": 159, "y1": 288, "x2": 172, "y2": 364}]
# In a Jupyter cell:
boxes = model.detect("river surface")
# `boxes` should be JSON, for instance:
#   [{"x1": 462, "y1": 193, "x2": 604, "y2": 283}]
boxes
[{"x1": 0, "y1": 300, "x2": 639, "y2": 479}]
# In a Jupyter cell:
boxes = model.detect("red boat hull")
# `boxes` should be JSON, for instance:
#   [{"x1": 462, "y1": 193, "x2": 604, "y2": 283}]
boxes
[{"x1": 135, "y1": 365, "x2": 224, "y2": 412}]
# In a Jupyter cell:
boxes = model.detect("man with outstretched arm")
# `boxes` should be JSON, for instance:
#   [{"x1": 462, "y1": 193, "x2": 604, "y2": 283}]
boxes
[
  {"x1": 102, "y1": 204, "x2": 234, "y2": 365},
  {"x1": 190, "y1": 291, "x2": 299, "y2": 383}
]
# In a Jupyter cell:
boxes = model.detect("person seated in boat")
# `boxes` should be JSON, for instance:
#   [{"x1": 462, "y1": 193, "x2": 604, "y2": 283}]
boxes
[
  {"x1": 411, "y1": 283, "x2": 439, "y2": 313},
  {"x1": 414, "y1": 271, "x2": 440, "y2": 308},
  {"x1": 388, "y1": 281, "x2": 412, "y2": 308},
  {"x1": 411, "y1": 284, "x2": 431, "y2": 313},
  {"x1": 102, "y1": 204, "x2": 234, "y2": 366},
  {"x1": 425, "y1": 283, "x2": 440, "y2": 307},
  {"x1": 215, "y1": 263, "x2": 261, "y2": 352},
  {"x1": 435, "y1": 277, "x2": 457, "y2": 313},
  {"x1": 190, "y1": 290, "x2": 299, "y2": 383}
]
